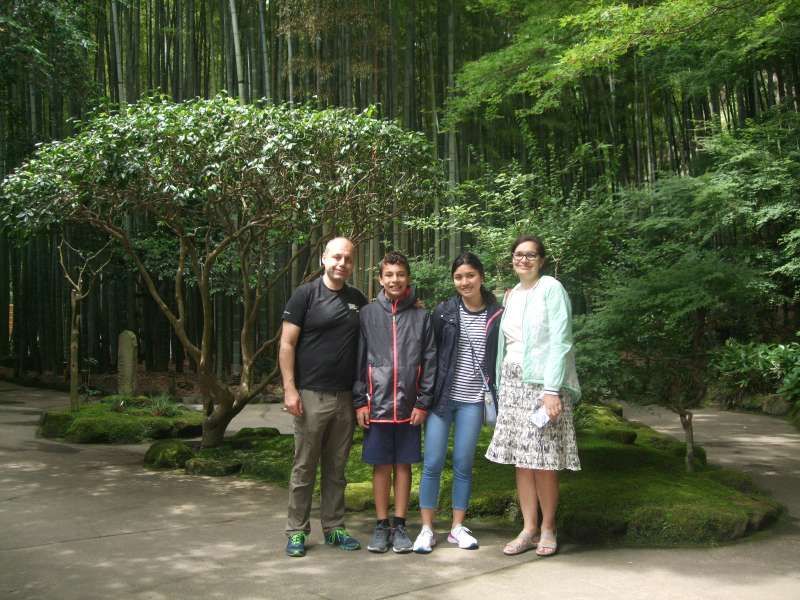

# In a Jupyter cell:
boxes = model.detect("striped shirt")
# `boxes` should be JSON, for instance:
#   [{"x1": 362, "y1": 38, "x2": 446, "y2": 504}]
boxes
[{"x1": 450, "y1": 302, "x2": 488, "y2": 403}]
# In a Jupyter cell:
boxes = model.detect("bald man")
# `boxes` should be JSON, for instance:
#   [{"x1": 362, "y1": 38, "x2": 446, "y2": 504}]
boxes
[{"x1": 280, "y1": 237, "x2": 367, "y2": 557}]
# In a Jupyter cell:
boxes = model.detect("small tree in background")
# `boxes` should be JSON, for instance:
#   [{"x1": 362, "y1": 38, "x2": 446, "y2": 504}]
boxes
[
  {"x1": 2, "y1": 95, "x2": 442, "y2": 446},
  {"x1": 57, "y1": 237, "x2": 111, "y2": 411},
  {"x1": 588, "y1": 252, "x2": 768, "y2": 472}
]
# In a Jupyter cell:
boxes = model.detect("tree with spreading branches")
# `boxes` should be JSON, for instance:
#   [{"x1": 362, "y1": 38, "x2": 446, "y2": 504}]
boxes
[{"x1": 1, "y1": 95, "x2": 442, "y2": 446}]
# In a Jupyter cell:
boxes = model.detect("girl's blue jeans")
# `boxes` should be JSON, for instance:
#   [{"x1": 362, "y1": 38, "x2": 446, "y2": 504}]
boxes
[{"x1": 418, "y1": 400, "x2": 483, "y2": 512}]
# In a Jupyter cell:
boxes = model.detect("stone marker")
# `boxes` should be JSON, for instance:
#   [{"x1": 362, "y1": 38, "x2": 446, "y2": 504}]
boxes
[{"x1": 117, "y1": 330, "x2": 138, "y2": 395}]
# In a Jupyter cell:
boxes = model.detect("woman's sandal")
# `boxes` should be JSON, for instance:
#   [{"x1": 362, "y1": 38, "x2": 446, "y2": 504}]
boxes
[
  {"x1": 502, "y1": 530, "x2": 540, "y2": 556},
  {"x1": 536, "y1": 532, "x2": 558, "y2": 557}
]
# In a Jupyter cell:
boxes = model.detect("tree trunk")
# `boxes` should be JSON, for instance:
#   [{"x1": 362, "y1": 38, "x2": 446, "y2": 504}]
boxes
[
  {"x1": 404, "y1": 0, "x2": 417, "y2": 130},
  {"x1": 0, "y1": 230, "x2": 9, "y2": 358},
  {"x1": 69, "y1": 290, "x2": 81, "y2": 411},
  {"x1": 258, "y1": 0, "x2": 270, "y2": 100},
  {"x1": 187, "y1": 0, "x2": 197, "y2": 98},
  {"x1": 228, "y1": 0, "x2": 246, "y2": 103},
  {"x1": 679, "y1": 410, "x2": 695, "y2": 473},
  {"x1": 446, "y1": 0, "x2": 458, "y2": 259},
  {"x1": 286, "y1": 28, "x2": 294, "y2": 105},
  {"x1": 111, "y1": 0, "x2": 126, "y2": 106},
  {"x1": 200, "y1": 399, "x2": 238, "y2": 447}
]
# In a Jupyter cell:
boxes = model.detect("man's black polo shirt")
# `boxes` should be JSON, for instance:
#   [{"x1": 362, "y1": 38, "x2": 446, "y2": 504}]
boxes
[{"x1": 282, "y1": 277, "x2": 367, "y2": 392}]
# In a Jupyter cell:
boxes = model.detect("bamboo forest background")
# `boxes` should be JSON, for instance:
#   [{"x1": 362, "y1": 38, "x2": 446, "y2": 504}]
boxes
[{"x1": 2, "y1": 0, "x2": 800, "y2": 398}]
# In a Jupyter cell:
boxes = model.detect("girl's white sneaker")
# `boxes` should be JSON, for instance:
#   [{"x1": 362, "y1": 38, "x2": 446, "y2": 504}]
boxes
[
  {"x1": 412, "y1": 526, "x2": 436, "y2": 554},
  {"x1": 448, "y1": 525, "x2": 479, "y2": 549}
]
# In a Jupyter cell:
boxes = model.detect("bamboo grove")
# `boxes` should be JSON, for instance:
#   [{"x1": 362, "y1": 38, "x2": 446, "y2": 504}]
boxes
[{"x1": 2, "y1": 1, "x2": 799, "y2": 414}]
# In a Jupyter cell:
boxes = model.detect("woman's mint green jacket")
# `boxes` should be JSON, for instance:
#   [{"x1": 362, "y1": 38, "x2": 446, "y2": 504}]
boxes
[{"x1": 495, "y1": 275, "x2": 581, "y2": 402}]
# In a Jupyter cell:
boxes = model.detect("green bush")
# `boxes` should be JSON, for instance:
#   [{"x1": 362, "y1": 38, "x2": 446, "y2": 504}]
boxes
[
  {"x1": 713, "y1": 339, "x2": 800, "y2": 409},
  {"x1": 778, "y1": 366, "x2": 800, "y2": 408},
  {"x1": 408, "y1": 258, "x2": 453, "y2": 308},
  {"x1": 144, "y1": 440, "x2": 195, "y2": 468}
]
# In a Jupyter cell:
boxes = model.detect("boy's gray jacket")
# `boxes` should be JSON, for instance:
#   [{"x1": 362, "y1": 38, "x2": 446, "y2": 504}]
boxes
[{"x1": 353, "y1": 288, "x2": 437, "y2": 423}]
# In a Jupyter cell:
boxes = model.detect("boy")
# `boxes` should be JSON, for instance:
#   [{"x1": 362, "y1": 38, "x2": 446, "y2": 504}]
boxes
[{"x1": 353, "y1": 251, "x2": 436, "y2": 553}]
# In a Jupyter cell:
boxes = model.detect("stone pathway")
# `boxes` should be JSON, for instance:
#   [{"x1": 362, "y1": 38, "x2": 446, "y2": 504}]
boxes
[{"x1": 1, "y1": 382, "x2": 798, "y2": 599}]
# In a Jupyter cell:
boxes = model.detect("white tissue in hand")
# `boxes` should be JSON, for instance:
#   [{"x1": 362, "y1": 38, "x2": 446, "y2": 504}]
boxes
[{"x1": 532, "y1": 405, "x2": 550, "y2": 428}]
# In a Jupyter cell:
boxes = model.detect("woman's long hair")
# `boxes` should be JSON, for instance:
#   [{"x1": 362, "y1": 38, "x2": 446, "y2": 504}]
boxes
[{"x1": 451, "y1": 252, "x2": 496, "y2": 305}]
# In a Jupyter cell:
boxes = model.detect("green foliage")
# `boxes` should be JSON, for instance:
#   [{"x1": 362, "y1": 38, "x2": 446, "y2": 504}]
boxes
[
  {"x1": 409, "y1": 259, "x2": 452, "y2": 308},
  {"x1": 144, "y1": 439, "x2": 195, "y2": 469},
  {"x1": 450, "y1": 1, "x2": 800, "y2": 122},
  {"x1": 712, "y1": 338, "x2": 800, "y2": 421},
  {"x1": 149, "y1": 394, "x2": 181, "y2": 417},
  {"x1": 0, "y1": 1, "x2": 93, "y2": 106},
  {"x1": 38, "y1": 398, "x2": 203, "y2": 443},
  {"x1": 2, "y1": 95, "x2": 441, "y2": 247},
  {"x1": 712, "y1": 339, "x2": 800, "y2": 395},
  {"x1": 779, "y1": 367, "x2": 800, "y2": 408}
]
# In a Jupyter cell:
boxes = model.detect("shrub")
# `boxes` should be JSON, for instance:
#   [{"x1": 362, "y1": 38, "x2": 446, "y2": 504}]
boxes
[{"x1": 713, "y1": 340, "x2": 800, "y2": 399}]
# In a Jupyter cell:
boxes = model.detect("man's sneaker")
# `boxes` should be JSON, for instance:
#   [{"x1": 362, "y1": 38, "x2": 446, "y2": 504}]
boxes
[
  {"x1": 325, "y1": 527, "x2": 361, "y2": 551},
  {"x1": 286, "y1": 532, "x2": 307, "y2": 557},
  {"x1": 367, "y1": 522, "x2": 391, "y2": 553},
  {"x1": 412, "y1": 526, "x2": 436, "y2": 554},
  {"x1": 448, "y1": 525, "x2": 479, "y2": 549},
  {"x1": 392, "y1": 523, "x2": 413, "y2": 553}
]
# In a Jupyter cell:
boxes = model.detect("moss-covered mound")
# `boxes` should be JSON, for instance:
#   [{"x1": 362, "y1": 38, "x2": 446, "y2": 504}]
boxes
[
  {"x1": 176, "y1": 403, "x2": 781, "y2": 546},
  {"x1": 38, "y1": 395, "x2": 204, "y2": 444},
  {"x1": 144, "y1": 439, "x2": 195, "y2": 468}
]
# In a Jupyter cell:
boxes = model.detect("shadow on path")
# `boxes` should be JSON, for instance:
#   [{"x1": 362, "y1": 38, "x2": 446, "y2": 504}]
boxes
[{"x1": 1, "y1": 382, "x2": 799, "y2": 599}]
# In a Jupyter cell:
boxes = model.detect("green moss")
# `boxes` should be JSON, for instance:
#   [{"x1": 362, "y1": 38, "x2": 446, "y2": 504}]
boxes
[
  {"x1": 145, "y1": 440, "x2": 195, "y2": 468},
  {"x1": 38, "y1": 398, "x2": 204, "y2": 444},
  {"x1": 172, "y1": 403, "x2": 780, "y2": 546},
  {"x1": 700, "y1": 468, "x2": 759, "y2": 494},
  {"x1": 65, "y1": 415, "x2": 146, "y2": 443},
  {"x1": 37, "y1": 411, "x2": 75, "y2": 438},
  {"x1": 185, "y1": 456, "x2": 243, "y2": 476},
  {"x1": 233, "y1": 427, "x2": 281, "y2": 438},
  {"x1": 599, "y1": 428, "x2": 638, "y2": 444},
  {"x1": 345, "y1": 482, "x2": 374, "y2": 511},
  {"x1": 230, "y1": 427, "x2": 281, "y2": 449}
]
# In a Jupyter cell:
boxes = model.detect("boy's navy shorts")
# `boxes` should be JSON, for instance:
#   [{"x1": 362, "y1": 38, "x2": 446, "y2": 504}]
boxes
[{"x1": 362, "y1": 422, "x2": 422, "y2": 465}]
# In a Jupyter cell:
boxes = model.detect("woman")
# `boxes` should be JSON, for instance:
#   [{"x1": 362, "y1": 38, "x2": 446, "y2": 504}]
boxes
[
  {"x1": 486, "y1": 235, "x2": 580, "y2": 557},
  {"x1": 413, "y1": 252, "x2": 503, "y2": 554}
]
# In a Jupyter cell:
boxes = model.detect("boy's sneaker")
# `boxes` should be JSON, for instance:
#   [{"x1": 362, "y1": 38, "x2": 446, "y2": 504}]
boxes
[
  {"x1": 412, "y1": 526, "x2": 436, "y2": 554},
  {"x1": 286, "y1": 532, "x2": 307, "y2": 557},
  {"x1": 367, "y1": 522, "x2": 391, "y2": 553},
  {"x1": 448, "y1": 525, "x2": 479, "y2": 550},
  {"x1": 325, "y1": 527, "x2": 361, "y2": 551},
  {"x1": 392, "y1": 523, "x2": 413, "y2": 553}
]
